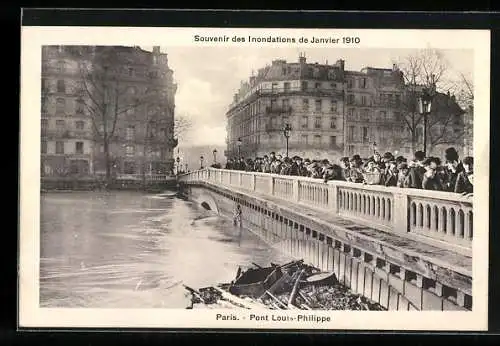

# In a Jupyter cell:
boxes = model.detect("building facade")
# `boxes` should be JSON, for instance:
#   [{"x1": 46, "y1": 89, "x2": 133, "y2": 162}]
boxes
[
  {"x1": 41, "y1": 45, "x2": 177, "y2": 178},
  {"x1": 225, "y1": 54, "x2": 466, "y2": 162},
  {"x1": 225, "y1": 55, "x2": 345, "y2": 160}
]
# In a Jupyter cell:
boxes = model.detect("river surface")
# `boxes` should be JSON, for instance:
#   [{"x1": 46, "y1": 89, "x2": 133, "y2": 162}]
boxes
[{"x1": 40, "y1": 191, "x2": 293, "y2": 308}]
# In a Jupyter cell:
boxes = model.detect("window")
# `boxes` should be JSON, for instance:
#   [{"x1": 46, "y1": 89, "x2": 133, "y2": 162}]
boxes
[
  {"x1": 361, "y1": 78, "x2": 367, "y2": 88},
  {"x1": 126, "y1": 126, "x2": 135, "y2": 141},
  {"x1": 282, "y1": 99, "x2": 290, "y2": 108},
  {"x1": 347, "y1": 78, "x2": 353, "y2": 89},
  {"x1": 56, "y1": 98, "x2": 66, "y2": 114},
  {"x1": 125, "y1": 145, "x2": 135, "y2": 157},
  {"x1": 348, "y1": 108, "x2": 355, "y2": 118},
  {"x1": 362, "y1": 127, "x2": 369, "y2": 143},
  {"x1": 76, "y1": 99, "x2": 84, "y2": 114},
  {"x1": 314, "y1": 135, "x2": 321, "y2": 145},
  {"x1": 301, "y1": 81, "x2": 308, "y2": 91},
  {"x1": 75, "y1": 120, "x2": 85, "y2": 130},
  {"x1": 330, "y1": 117, "x2": 337, "y2": 129},
  {"x1": 301, "y1": 134, "x2": 308, "y2": 145},
  {"x1": 56, "y1": 60, "x2": 66, "y2": 73},
  {"x1": 56, "y1": 80, "x2": 65, "y2": 93},
  {"x1": 56, "y1": 119, "x2": 65, "y2": 129},
  {"x1": 330, "y1": 100, "x2": 337, "y2": 112},
  {"x1": 128, "y1": 68, "x2": 134, "y2": 76},
  {"x1": 348, "y1": 126, "x2": 355, "y2": 140},
  {"x1": 314, "y1": 117, "x2": 322, "y2": 129},
  {"x1": 282, "y1": 116, "x2": 289, "y2": 126},
  {"x1": 75, "y1": 142, "x2": 84, "y2": 154},
  {"x1": 56, "y1": 141, "x2": 64, "y2": 154},
  {"x1": 315, "y1": 82, "x2": 321, "y2": 89},
  {"x1": 315, "y1": 99, "x2": 322, "y2": 112},
  {"x1": 271, "y1": 83, "x2": 278, "y2": 92},
  {"x1": 41, "y1": 119, "x2": 48, "y2": 130},
  {"x1": 124, "y1": 161, "x2": 136, "y2": 174},
  {"x1": 153, "y1": 56, "x2": 158, "y2": 65},
  {"x1": 361, "y1": 95, "x2": 367, "y2": 105},
  {"x1": 330, "y1": 136, "x2": 337, "y2": 147},
  {"x1": 100, "y1": 144, "x2": 104, "y2": 153},
  {"x1": 284, "y1": 82, "x2": 290, "y2": 92},
  {"x1": 270, "y1": 98, "x2": 277, "y2": 109},
  {"x1": 380, "y1": 111, "x2": 386, "y2": 119},
  {"x1": 301, "y1": 116, "x2": 309, "y2": 128},
  {"x1": 271, "y1": 116, "x2": 278, "y2": 128},
  {"x1": 347, "y1": 94, "x2": 355, "y2": 105},
  {"x1": 395, "y1": 94, "x2": 401, "y2": 106},
  {"x1": 41, "y1": 140, "x2": 47, "y2": 154},
  {"x1": 302, "y1": 99, "x2": 309, "y2": 111}
]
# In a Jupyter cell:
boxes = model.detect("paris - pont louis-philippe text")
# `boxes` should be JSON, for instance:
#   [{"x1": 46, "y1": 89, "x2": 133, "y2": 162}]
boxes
[
  {"x1": 215, "y1": 313, "x2": 332, "y2": 323},
  {"x1": 193, "y1": 35, "x2": 361, "y2": 45}
]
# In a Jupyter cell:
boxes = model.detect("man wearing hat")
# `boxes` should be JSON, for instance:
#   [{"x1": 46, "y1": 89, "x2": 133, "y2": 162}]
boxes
[{"x1": 443, "y1": 147, "x2": 464, "y2": 192}]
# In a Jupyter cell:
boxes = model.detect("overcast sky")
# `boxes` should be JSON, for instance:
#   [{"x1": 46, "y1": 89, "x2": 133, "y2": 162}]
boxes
[{"x1": 142, "y1": 47, "x2": 473, "y2": 147}]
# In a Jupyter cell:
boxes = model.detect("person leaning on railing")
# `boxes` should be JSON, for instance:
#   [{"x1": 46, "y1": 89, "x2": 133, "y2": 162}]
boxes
[{"x1": 455, "y1": 156, "x2": 473, "y2": 196}]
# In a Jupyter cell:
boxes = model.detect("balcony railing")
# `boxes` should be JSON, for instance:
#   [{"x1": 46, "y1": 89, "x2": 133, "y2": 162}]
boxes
[
  {"x1": 179, "y1": 168, "x2": 473, "y2": 256},
  {"x1": 265, "y1": 105, "x2": 292, "y2": 114},
  {"x1": 42, "y1": 129, "x2": 93, "y2": 139}
]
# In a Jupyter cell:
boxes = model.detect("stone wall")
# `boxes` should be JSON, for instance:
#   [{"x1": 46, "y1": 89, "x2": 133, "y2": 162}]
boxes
[{"x1": 183, "y1": 183, "x2": 471, "y2": 311}]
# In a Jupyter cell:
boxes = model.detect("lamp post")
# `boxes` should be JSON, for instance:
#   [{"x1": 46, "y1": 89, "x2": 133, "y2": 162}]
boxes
[
  {"x1": 417, "y1": 77, "x2": 436, "y2": 157},
  {"x1": 185, "y1": 163, "x2": 188, "y2": 172},
  {"x1": 283, "y1": 123, "x2": 292, "y2": 158},
  {"x1": 200, "y1": 155, "x2": 204, "y2": 169},
  {"x1": 176, "y1": 156, "x2": 180, "y2": 175},
  {"x1": 372, "y1": 141, "x2": 377, "y2": 155},
  {"x1": 237, "y1": 138, "x2": 242, "y2": 158},
  {"x1": 213, "y1": 149, "x2": 218, "y2": 164}
]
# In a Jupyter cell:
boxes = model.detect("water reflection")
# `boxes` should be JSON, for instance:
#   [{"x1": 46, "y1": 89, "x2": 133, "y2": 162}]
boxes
[{"x1": 40, "y1": 191, "x2": 292, "y2": 308}]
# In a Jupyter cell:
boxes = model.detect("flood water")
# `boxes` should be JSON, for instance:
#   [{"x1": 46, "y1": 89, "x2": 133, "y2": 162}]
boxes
[{"x1": 40, "y1": 191, "x2": 293, "y2": 308}]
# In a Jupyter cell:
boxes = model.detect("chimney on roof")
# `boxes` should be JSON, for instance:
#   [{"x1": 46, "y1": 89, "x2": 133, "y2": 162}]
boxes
[
  {"x1": 153, "y1": 46, "x2": 160, "y2": 54},
  {"x1": 336, "y1": 59, "x2": 345, "y2": 71},
  {"x1": 392, "y1": 63, "x2": 398, "y2": 71},
  {"x1": 299, "y1": 52, "x2": 306, "y2": 64}
]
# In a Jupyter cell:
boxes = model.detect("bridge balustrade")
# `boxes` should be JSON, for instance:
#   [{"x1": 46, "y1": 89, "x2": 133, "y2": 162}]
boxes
[{"x1": 179, "y1": 168, "x2": 473, "y2": 255}]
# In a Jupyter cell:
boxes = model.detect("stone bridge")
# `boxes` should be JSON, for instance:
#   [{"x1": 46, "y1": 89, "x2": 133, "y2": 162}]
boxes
[{"x1": 178, "y1": 168, "x2": 473, "y2": 311}]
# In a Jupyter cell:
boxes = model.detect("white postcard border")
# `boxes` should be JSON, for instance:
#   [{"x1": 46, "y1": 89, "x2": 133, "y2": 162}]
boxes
[{"x1": 19, "y1": 26, "x2": 490, "y2": 331}]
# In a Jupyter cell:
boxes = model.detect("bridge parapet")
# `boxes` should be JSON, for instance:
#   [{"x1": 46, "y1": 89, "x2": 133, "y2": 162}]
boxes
[{"x1": 180, "y1": 168, "x2": 473, "y2": 256}]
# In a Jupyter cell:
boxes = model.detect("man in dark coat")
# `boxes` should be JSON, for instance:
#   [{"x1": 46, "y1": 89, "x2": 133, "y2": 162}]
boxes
[
  {"x1": 455, "y1": 156, "x2": 473, "y2": 194},
  {"x1": 408, "y1": 150, "x2": 426, "y2": 189},
  {"x1": 422, "y1": 157, "x2": 445, "y2": 191},
  {"x1": 443, "y1": 147, "x2": 464, "y2": 192}
]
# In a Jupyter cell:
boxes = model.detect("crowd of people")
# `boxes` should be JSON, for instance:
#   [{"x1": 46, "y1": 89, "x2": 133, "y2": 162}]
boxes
[{"x1": 222, "y1": 147, "x2": 473, "y2": 195}]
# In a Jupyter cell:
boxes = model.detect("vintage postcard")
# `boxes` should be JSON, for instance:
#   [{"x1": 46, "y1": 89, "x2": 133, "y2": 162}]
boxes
[{"x1": 19, "y1": 26, "x2": 489, "y2": 331}]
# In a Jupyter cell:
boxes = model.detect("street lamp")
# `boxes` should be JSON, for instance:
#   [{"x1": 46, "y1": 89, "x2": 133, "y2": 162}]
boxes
[
  {"x1": 200, "y1": 155, "x2": 204, "y2": 169},
  {"x1": 185, "y1": 163, "x2": 188, "y2": 172},
  {"x1": 213, "y1": 149, "x2": 218, "y2": 164},
  {"x1": 237, "y1": 138, "x2": 242, "y2": 158},
  {"x1": 176, "y1": 156, "x2": 180, "y2": 175},
  {"x1": 372, "y1": 141, "x2": 377, "y2": 154},
  {"x1": 282, "y1": 123, "x2": 292, "y2": 158},
  {"x1": 417, "y1": 78, "x2": 436, "y2": 157}
]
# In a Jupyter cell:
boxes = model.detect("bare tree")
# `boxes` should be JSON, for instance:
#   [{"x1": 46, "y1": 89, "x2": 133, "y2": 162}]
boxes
[
  {"x1": 394, "y1": 48, "x2": 450, "y2": 153},
  {"x1": 174, "y1": 113, "x2": 193, "y2": 142},
  {"x1": 426, "y1": 92, "x2": 466, "y2": 153},
  {"x1": 77, "y1": 47, "x2": 154, "y2": 184}
]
